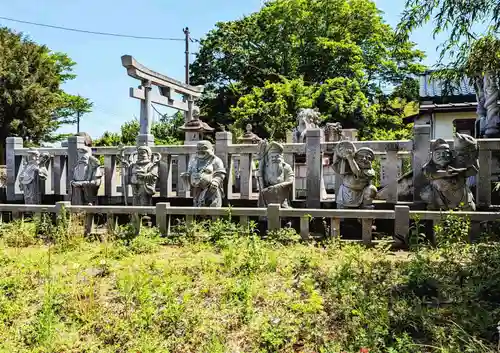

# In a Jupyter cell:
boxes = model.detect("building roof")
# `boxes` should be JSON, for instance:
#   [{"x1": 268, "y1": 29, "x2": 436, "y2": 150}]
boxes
[{"x1": 419, "y1": 71, "x2": 476, "y2": 104}]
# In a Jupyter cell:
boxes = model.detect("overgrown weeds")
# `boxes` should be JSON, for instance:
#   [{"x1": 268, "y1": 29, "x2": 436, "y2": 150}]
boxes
[{"x1": 0, "y1": 214, "x2": 499, "y2": 352}]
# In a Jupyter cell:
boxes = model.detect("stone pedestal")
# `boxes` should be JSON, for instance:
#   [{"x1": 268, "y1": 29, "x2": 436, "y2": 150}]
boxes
[{"x1": 136, "y1": 134, "x2": 155, "y2": 147}]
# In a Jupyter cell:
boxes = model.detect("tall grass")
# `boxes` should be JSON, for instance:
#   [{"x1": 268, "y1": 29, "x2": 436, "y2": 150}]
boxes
[{"x1": 0, "y1": 213, "x2": 499, "y2": 352}]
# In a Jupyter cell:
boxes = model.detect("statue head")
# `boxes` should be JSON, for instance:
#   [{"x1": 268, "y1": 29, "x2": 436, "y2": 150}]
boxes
[
  {"x1": 137, "y1": 145, "x2": 152, "y2": 163},
  {"x1": 196, "y1": 141, "x2": 214, "y2": 160},
  {"x1": 297, "y1": 108, "x2": 321, "y2": 128},
  {"x1": 267, "y1": 142, "x2": 284, "y2": 164},
  {"x1": 245, "y1": 124, "x2": 253, "y2": 134},
  {"x1": 454, "y1": 133, "x2": 478, "y2": 167},
  {"x1": 354, "y1": 147, "x2": 374, "y2": 169},
  {"x1": 27, "y1": 148, "x2": 40, "y2": 163},
  {"x1": 77, "y1": 146, "x2": 91, "y2": 163},
  {"x1": 430, "y1": 139, "x2": 452, "y2": 167}
]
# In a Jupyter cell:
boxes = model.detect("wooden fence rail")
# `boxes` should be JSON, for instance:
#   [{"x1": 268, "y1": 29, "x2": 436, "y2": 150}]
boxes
[{"x1": 1, "y1": 203, "x2": 498, "y2": 245}]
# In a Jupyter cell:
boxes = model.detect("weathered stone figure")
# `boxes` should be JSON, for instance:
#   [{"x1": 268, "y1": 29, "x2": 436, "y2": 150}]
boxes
[
  {"x1": 293, "y1": 108, "x2": 321, "y2": 143},
  {"x1": 420, "y1": 134, "x2": 478, "y2": 210},
  {"x1": 70, "y1": 146, "x2": 102, "y2": 205},
  {"x1": 19, "y1": 148, "x2": 50, "y2": 204},
  {"x1": 332, "y1": 141, "x2": 377, "y2": 209},
  {"x1": 324, "y1": 122, "x2": 343, "y2": 142},
  {"x1": 257, "y1": 140, "x2": 294, "y2": 208},
  {"x1": 181, "y1": 141, "x2": 226, "y2": 207},
  {"x1": 123, "y1": 146, "x2": 160, "y2": 206}
]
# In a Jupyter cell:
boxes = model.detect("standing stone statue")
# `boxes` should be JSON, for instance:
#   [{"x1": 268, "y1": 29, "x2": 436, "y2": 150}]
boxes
[
  {"x1": 181, "y1": 141, "x2": 226, "y2": 207},
  {"x1": 293, "y1": 108, "x2": 321, "y2": 143},
  {"x1": 420, "y1": 134, "x2": 478, "y2": 211},
  {"x1": 324, "y1": 122, "x2": 344, "y2": 142},
  {"x1": 332, "y1": 141, "x2": 377, "y2": 209},
  {"x1": 257, "y1": 140, "x2": 294, "y2": 208},
  {"x1": 19, "y1": 148, "x2": 50, "y2": 204},
  {"x1": 483, "y1": 72, "x2": 500, "y2": 137},
  {"x1": 70, "y1": 146, "x2": 103, "y2": 205},
  {"x1": 119, "y1": 146, "x2": 161, "y2": 206}
]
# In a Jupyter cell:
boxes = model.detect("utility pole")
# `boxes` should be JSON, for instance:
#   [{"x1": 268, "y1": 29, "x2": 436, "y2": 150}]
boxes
[{"x1": 183, "y1": 27, "x2": 190, "y2": 85}]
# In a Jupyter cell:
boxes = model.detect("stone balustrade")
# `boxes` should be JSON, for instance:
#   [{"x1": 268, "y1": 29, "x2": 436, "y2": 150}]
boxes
[{"x1": 5, "y1": 125, "x2": 499, "y2": 209}]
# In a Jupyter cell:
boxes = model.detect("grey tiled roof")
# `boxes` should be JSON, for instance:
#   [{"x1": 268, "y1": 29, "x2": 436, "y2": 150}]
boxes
[{"x1": 419, "y1": 72, "x2": 476, "y2": 98}]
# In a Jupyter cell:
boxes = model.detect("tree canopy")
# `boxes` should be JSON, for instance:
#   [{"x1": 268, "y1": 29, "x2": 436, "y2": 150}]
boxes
[
  {"x1": 191, "y1": 0, "x2": 425, "y2": 140},
  {"x1": 94, "y1": 111, "x2": 184, "y2": 146},
  {"x1": 0, "y1": 27, "x2": 92, "y2": 160},
  {"x1": 397, "y1": 0, "x2": 500, "y2": 75}
]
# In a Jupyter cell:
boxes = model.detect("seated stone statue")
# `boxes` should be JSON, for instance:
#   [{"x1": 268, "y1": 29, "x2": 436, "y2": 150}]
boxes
[
  {"x1": 421, "y1": 135, "x2": 478, "y2": 210},
  {"x1": 19, "y1": 148, "x2": 50, "y2": 204},
  {"x1": 293, "y1": 108, "x2": 321, "y2": 143},
  {"x1": 70, "y1": 146, "x2": 102, "y2": 205},
  {"x1": 332, "y1": 141, "x2": 377, "y2": 209},
  {"x1": 124, "y1": 146, "x2": 160, "y2": 206},
  {"x1": 257, "y1": 140, "x2": 294, "y2": 208},
  {"x1": 181, "y1": 141, "x2": 226, "y2": 207}
]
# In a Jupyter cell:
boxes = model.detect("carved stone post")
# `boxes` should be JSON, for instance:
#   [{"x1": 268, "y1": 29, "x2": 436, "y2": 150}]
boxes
[
  {"x1": 412, "y1": 124, "x2": 431, "y2": 203},
  {"x1": 6, "y1": 137, "x2": 23, "y2": 202},
  {"x1": 215, "y1": 131, "x2": 233, "y2": 201},
  {"x1": 483, "y1": 71, "x2": 500, "y2": 137},
  {"x1": 306, "y1": 128, "x2": 323, "y2": 209},
  {"x1": 137, "y1": 80, "x2": 154, "y2": 146},
  {"x1": 66, "y1": 136, "x2": 85, "y2": 201}
]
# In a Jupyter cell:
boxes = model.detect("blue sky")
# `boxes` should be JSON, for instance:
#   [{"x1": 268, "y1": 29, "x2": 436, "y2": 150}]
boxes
[{"x1": 0, "y1": 0, "x2": 447, "y2": 139}]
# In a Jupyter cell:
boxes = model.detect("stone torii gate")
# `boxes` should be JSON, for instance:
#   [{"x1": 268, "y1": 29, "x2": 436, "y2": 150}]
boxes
[{"x1": 121, "y1": 55, "x2": 205, "y2": 146}]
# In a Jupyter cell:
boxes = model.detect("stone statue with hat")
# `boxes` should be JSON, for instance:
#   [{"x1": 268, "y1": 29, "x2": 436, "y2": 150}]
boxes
[
  {"x1": 256, "y1": 140, "x2": 295, "y2": 208},
  {"x1": 421, "y1": 134, "x2": 478, "y2": 210},
  {"x1": 118, "y1": 145, "x2": 161, "y2": 206},
  {"x1": 332, "y1": 141, "x2": 377, "y2": 209},
  {"x1": 19, "y1": 148, "x2": 51, "y2": 204},
  {"x1": 181, "y1": 140, "x2": 226, "y2": 207},
  {"x1": 70, "y1": 146, "x2": 103, "y2": 205}
]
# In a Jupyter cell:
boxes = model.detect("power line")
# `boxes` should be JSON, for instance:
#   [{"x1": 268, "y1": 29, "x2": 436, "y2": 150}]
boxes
[{"x1": 0, "y1": 16, "x2": 185, "y2": 41}]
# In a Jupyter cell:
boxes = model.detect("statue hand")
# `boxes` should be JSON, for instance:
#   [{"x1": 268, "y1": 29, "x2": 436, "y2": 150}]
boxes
[{"x1": 71, "y1": 181, "x2": 82, "y2": 187}]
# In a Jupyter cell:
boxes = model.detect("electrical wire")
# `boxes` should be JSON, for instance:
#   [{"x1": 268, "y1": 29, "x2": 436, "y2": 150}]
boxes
[{"x1": 0, "y1": 16, "x2": 186, "y2": 41}]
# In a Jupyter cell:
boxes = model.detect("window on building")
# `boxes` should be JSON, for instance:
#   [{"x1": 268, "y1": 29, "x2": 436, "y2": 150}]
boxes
[{"x1": 453, "y1": 119, "x2": 475, "y2": 136}]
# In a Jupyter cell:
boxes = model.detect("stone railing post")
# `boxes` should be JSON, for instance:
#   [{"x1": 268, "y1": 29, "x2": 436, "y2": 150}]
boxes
[
  {"x1": 215, "y1": 131, "x2": 233, "y2": 201},
  {"x1": 6, "y1": 137, "x2": 23, "y2": 202},
  {"x1": 385, "y1": 142, "x2": 400, "y2": 204},
  {"x1": 156, "y1": 202, "x2": 171, "y2": 236},
  {"x1": 412, "y1": 124, "x2": 431, "y2": 203},
  {"x1": 306, "y1": 129, "x2": 324, "y2": 208},
  {"x1": 67, "y1": 136, "x2": 85, "y2": 201}
]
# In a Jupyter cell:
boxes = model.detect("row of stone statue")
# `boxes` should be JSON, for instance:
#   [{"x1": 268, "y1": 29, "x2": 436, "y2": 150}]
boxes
[{"x1": 18, "y1": 131, "x2": 479, "y2": 211}]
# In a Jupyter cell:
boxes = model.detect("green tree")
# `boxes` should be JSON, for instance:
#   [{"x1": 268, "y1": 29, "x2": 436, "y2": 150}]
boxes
[
  {"x1": 397, "y1": 0, "x2": 500, "y2": 73},
  {"x1": 0, "y1": 27, "x2": 88, "y2": 161},
  {"x1": 191, "y1": 0, "x2": 425, "y2": 139},
  {"x1": 54, "y1": 93, "x2": 93, "y2": 133},
  {"x1": 95, "y1": 111, "x2": 184, "y2": 146}
]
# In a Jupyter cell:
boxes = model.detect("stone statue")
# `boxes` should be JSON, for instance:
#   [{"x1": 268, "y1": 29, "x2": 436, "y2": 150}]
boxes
[
  {"x1": 483, "y1": 72, "x2": 500, "y2": 137},
  {"x1": 181, "y1": 141, "x2": 226, "y2": 207},
  {"x1": 420, "y1": 134, "x2": 478, "y2": 211},
  {"x1": 256, "y1": 140, "x2": 294, "y2": 208},
  {"x1": 239, "y1": 124, "x2": 262, "y2": 144},
  {"x1": 324, "y1": 122, "x2": 343, "y2": 142},
  {"x1": 474, "y1": 76, "x2": 486, "y2": 137},
  {"x1": 19, "y1": 148, "x2": 50, "y2": 204},
  {"x1": 332, "y1": 141, "x2": 377, "y2": 209},
  {"x1": 293, "y1": 108, "x2": 321, "y2": 143},
  {"x1": 70, "y1": 146, "x2": 103, "y2": 205},
  {"x1": 119, "y1": 146, "x2": 160, "y2": 206}
]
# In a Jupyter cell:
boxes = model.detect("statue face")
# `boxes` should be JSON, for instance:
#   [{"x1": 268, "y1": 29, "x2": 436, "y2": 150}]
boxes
[
  {"x1": 196, "y1": 146, "x2": 212, "y2": 159},
  {"x1": 269, "y1": 152, "x2": 282, "y2": 164},
  {"x1": 355, "y1": 151, "x2": 373, "y2": 169},
  {"x1": 137, "y1": 149, "x2": 150, "y2": 162},
  {"x1": 432, "y1": 148, "x2": 451, "y2": 167},
  {"x1": 77, "y1": 149, "x2": 89, "y2": 163}
]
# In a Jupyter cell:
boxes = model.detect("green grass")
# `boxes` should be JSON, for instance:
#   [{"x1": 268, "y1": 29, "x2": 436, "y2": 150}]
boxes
[{"x1": 0, "y1": 215, "x2": 499, "y2": 352}]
